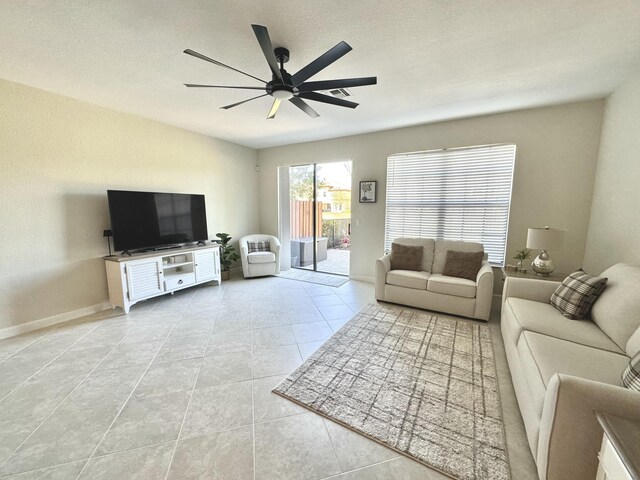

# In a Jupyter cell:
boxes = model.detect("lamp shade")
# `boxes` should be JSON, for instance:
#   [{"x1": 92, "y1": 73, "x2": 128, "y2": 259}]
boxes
[{"x1": 526, "y1": 227, "x2": 566, "y2": 251}]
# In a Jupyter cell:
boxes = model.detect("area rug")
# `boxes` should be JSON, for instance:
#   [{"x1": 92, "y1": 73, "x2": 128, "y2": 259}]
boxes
[
  {"x1": 277, "y1": 268, "x2": 348, "y2": 287},
  {"x1": 273, "y1": 303, "x2": 510, "y2": 480}
]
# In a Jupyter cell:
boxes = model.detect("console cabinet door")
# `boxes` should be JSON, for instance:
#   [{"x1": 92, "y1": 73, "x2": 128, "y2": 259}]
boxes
[
  {"x1": 194, "y1": 249, "x2": 219, "y2": 282},
  {"x1": 126, "y1": 259, "x2": 163, "y2": 300}
]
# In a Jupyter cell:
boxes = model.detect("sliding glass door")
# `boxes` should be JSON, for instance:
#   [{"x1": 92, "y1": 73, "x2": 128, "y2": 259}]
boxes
[{"x1": 288, "y1": 161, "x2": 351, "y2": 276}]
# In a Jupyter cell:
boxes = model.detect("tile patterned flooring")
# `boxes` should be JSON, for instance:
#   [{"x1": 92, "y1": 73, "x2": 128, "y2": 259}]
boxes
[
  {"x1": 300, "y1": 248, "x2": 350, "y2": 276},
  {"x1": 0, "y1": 277, "x2": 538, "y2": 479}
]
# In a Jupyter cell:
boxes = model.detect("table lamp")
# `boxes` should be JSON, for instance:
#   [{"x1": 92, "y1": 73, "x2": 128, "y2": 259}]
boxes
[{"x1": 526, "y1": 226, "x2": 566, "y2": 276}]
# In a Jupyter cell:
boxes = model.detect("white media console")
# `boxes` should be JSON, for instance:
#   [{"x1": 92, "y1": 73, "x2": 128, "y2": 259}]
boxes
[{"x1": 105, "y1": 244, "x2": 221, "y2": 313}]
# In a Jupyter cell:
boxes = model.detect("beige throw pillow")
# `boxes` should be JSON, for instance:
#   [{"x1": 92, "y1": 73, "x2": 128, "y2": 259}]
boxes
[
  {"x1": 390, "y1": 243, "x2": 424, "y2": 271},
  {"x1": 442, "y1": 250, "x2": 484, "y2": 281}
]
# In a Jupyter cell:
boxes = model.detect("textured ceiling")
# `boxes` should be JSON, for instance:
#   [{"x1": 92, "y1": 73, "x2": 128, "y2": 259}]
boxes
[{"x1": 1, "y1": 1, "x2": 640, "y2": 149}]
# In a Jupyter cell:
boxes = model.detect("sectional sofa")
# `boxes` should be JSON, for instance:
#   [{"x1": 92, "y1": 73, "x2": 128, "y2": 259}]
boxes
[{"x1": 501, "y1": 263, "x2": 640, "y2": 480}]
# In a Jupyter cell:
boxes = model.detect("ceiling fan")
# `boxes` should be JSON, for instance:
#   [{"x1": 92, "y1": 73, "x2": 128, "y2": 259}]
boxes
[{"x1": 183, "y1": 24, "x2": 377, "y2": 119}]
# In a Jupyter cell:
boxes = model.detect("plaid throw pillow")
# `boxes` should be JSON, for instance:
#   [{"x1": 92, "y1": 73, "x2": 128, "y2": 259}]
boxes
[
  {"x1": 248, "y1": 240, "x2": 270, "y2": 253},
  {"x1": 550, "y1": 269, "x2": 608, "y2": 320},
  {"x1": 622, "y1": 352, "x2": 640, "y2": 391}
]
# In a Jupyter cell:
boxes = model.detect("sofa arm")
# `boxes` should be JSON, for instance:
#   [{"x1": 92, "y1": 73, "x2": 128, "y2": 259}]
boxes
[
  {"x1": 501, "y1": 276, "x2": 561, "y2": 311},
  {"x1": 537, "y1": 374, "x2": 640, "y2": 480},
  {"x1": 473, "y1": 261, "x2": 494, "y2": 321},
  {"x1": 375, "y1": 254, "x2": 391, "y2": 300}
]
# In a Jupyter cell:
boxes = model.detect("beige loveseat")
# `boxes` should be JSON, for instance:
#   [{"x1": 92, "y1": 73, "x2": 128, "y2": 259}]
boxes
[
  {"x1": 375, "y1": 238, "x2": 494, "y2": 321},
  {"x1": 501, "y1": 263, "x2": 640, "y2": 480}
]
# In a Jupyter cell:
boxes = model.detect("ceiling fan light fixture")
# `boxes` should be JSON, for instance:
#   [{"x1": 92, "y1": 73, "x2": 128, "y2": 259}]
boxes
[
  {"x1": 183, "y1": 24, "x2": 376, "y2": 119},
  {"x1": 272, "y1": 89, "x2": 294, "y2": 100}
]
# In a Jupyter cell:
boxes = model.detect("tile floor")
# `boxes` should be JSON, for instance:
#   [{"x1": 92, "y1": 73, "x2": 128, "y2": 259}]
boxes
[
  {"x1": 0, "y1": 276, "x2": 538, "y2": 479},
  {"x1": 300, "y1": 248, "x2": 350, "y2": 276}
]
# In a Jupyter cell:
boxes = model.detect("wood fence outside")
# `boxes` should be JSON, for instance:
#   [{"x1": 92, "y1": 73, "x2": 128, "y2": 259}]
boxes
[{"x1": 290, "y1": 200, "x2": 323, "y2": 238}]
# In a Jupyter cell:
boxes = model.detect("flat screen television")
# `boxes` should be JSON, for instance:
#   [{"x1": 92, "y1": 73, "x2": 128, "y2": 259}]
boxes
[{"x1": 107, "y1": 190, "x2": 208, "y2": 252}]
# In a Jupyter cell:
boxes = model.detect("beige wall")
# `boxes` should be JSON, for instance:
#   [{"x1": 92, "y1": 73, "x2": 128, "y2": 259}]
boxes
[
  {"x1": 258, "y1": 101, "x2": 604, "y2": 282},
  {"x1": 584, "y1": 71, "x2": 640, "y2": 274},
  {"x1": 0, "y1": 79, "x2": 258, "y2": 332}
]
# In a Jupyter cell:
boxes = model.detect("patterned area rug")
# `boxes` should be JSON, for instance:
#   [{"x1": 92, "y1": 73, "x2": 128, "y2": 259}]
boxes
[
  {"x1": 273, "y1": 303, "x2": 510, "y2": 480},
  {"x1": 277, "y1": 268, "x2": 348, "y2": 287}
]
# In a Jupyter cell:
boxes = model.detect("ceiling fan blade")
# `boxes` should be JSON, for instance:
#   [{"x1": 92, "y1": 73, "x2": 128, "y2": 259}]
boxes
[
  {"x1": 291, "y1": 41, "x2": 352, "y2": 86},
  {"x1": 297, "y1": 77, "x2": 377, "y2": 93},
  {"x1": 289, "y1": 97, "x2": 319, "y2": 118},
  {"x1": 220, "y1": 93, "x2": 268, "y2": 110},
  {"x1": 183, "y1": 49, "x2": 267, "y2": 84},
  {"x1": 297, "y1": 92, "x2": 359, "y2": 109},
  {"x1": 267, "y1": 98, "x2": 281, "y2": 119},
  {"x1": 185, "y1": 84, "x2": 266, "y2": 90},
  {"x1": 251, "y1": 25, "x2": 283, "y2": 82}
]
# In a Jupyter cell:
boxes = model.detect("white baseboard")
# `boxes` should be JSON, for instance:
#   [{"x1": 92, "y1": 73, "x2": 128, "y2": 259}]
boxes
[
  {"x1": 348, "y1": 275, "x2": 375, "y2": 284},
  {"x1": 0, "y1": 302, "x2": 112, "y2": 340}
]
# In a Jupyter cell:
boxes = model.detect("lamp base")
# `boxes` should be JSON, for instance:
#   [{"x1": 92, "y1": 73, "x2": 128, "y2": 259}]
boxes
[{"x1": 531, "y1": 250, "x2": 555, "y2": 276}]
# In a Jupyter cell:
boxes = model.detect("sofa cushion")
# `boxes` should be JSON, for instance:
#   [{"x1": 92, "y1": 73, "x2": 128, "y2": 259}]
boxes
[
  {"x1": 247, "y1": 251, "x2": 276, "y2": 264},
  {"x1": 247, "y1": 240, "x2": 271, "y2": 253},
  {"x1": 386, "y1": 270, "x2": 429, "y2": 290},
  {"x1": 517, "y1": 332, "x2": 629, "y2": 417},
  {"x1": 550, "y1": 269, "x2": 608, "y2": 320},
  {"x1": 520, "y1": 331, "x2": 628, "y2": 387},
  {"x1": 391, "y1": 238, "x2": 435, "y2": 272},
  {"x1": 591, "y1": 264, "x2": 640, "y2": 355},
  {"x1": 390, "y1": 243, "x2": 423, "y2": 271},
  {"x1": 622, "y1": 353, "x2": 640, "y2": 392},
  {"x1": 622, "y1": 351, "x2": 640, "y2": 391},
  {"x1": 442, "y1": 250, "x2": 484, "y2": 281},
  {"x1": 432, "y1": 240, "x2": 484, "y2": 274},
  {"x1": 504, "y1": 298, "x2": 623, "y2": 353},
  {"x1": 427, "y1": 274, "x2": 476, "y2": 298}
]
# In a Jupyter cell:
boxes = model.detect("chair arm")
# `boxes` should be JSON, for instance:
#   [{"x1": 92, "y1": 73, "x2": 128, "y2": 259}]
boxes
[
  {"x1": 240, "y1": 245, "x2": 249, "y2": 276},
  {"x1": 270, "y1": 237, "x2": 281, "y2": 274},
  {"x1": 501, "y1": 276, "x2": 561, "y2": 311},
  {"x1": 269, "y1": 236, "x2": 281, "y2": 252},
  {"x1": 537, "y1": 374, "x2": 640, "y2": 480},
  {"x1": 473, "y1": 261, "x2": 494, "y2": 320},
  {"x1": 375, "y1": 254, "x2": 391, "y2": 300}
]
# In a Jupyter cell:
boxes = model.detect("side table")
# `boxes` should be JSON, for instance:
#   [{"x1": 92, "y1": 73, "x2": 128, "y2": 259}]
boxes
[
  {"x1": 596, "y1": 412, "x2": 639, "y2": 480},
  {"x1": 500, "y1": 267, "x2": 566, "y2": 283}
]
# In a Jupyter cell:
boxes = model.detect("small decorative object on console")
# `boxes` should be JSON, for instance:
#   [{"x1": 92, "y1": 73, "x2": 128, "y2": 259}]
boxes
[
  {"x1": 513, "y1": 248, "x2": 532, "y2": 272},
  {"x1": 103, "y1": 229, "x2": 114, "y2": 257}
]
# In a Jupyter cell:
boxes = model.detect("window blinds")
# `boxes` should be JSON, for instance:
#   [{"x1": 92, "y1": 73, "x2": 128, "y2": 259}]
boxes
[{"x1": 384, "y1": 144, "x2": 516, "y2": 265}]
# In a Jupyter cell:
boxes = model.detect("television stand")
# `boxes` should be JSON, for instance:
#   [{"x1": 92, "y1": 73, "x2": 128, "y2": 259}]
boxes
[{"x1": 105, "y1": 244, "x2": 221, "y2": 313}]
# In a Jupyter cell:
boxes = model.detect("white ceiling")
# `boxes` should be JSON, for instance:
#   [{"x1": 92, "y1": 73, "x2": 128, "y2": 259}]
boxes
[{"x1": 1, "y1": 1, "x2": 640, "y2": 149}]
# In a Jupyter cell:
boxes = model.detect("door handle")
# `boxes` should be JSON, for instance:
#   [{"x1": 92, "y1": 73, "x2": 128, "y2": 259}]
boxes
[{"x1": 178, "y1": 279, "x2": 183, "y2": 284}]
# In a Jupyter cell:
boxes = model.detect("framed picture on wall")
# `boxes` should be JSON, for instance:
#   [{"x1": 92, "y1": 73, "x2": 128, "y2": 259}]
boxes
[{"x1": 359, "y1": 180, "x2": 377, "y2": 203}]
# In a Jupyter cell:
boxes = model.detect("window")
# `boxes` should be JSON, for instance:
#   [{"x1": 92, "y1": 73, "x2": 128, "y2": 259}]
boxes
[{"x1": 384, "y1": 144, "x2": 516, "y2": 265}]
